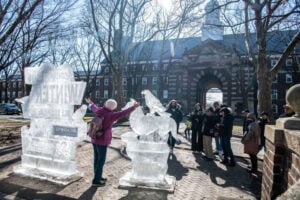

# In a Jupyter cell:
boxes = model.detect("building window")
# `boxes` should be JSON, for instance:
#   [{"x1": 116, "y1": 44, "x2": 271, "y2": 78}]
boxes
[
  {"x1": 164, "y1": 77, "x2": 168, "y2": 84},
  {"x1": 104, "y1": 78, "x2": 109, "y2": 86},
  {"x1": 104, "y1": 67, "x2": 109, "y2": 73},
  {"x1": 18, "y1": 82, "x2": 22, "y2": 87},
  {"x1": 271, "y1": 59, "x2": 277, "y2": 67},
  {"x1": 142, "y1": 77, "x2": 147, "y2": 85},
  {"x1": 152, "y1": 64, "x2": 158, "y2": 71},
  {"x1": 114, "y1": 90, "x2": 118, "y2": 96},
  {"x1": 142, "y1": 65, "x2": 147, "y2": 72},
  {"x1": 96, "y1": 91, "x2": 100, "y2": 98},
  {"x1": 152, "y1": 90, "x2": 157, "y2": 96},
  {"x1": 96, "y1": 79, "x2": 100, "y2": 86},
  {"x1": 163, "y1": 64, "x2": 168, "y2": 71},
  {"x1": 18, "y1": 91, "x2": 21, "y2": 97},
  {"x1": 123, "y1": 90, "x2": 127, "y2": 98},
  {"x1": 286, "y1": 58, "x2": 293, "y2": 66},
  {"x1": 163, "y1": 90, "x2": 168, "y2": 99},
  {"x1": 286, "y1": 74, "x2": 292, "y2": 83},
  {"x1": 12, "y1": 82, "x2": 16, "y2": 88},
  {"x1": 271, "y1": 90, "x2": 278, "y2": 100},
  {"x1": 152, "y1": 77, "x2": 158, "y2": 85},
  {"x1": 272, "y1": 104, "x2": 278, "y2": 115},
  {"x1": 132, "y1": 77, "x2": 137, "y2": 85},
  {"x1": 122, "y1": 78, "x2": 127, "y2": 85},
  {"x1": 104, "y1": 90, "x2": 108, "y2": 98},
  {"x1": 272, "y1": 74, "x2": 278, "y2": 83},
  {"x1": 124, "y1": 66, "x2": 128, "y2": 72}
]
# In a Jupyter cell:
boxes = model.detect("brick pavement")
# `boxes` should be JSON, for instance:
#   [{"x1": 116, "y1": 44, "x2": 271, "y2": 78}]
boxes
[{"x1": 0, "y1": 124, "x2": 262, "y2": 200}]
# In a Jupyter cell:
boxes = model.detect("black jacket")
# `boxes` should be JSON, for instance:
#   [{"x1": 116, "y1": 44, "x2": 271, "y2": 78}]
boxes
[
  {"x1": 202, "y1": 114, "x2": 217, "y2": 137},
  {"x1": 190, "y1": 109, "x2": 204, "y2": 130},
  {"x1": 219, "y1": 113, "x2": 234, "y2": 137}
]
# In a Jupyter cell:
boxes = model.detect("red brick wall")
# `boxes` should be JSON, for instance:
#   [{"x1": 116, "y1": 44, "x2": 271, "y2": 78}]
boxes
[{"x1": 261, "y1": 120, "x2": 300, "y2": 200}]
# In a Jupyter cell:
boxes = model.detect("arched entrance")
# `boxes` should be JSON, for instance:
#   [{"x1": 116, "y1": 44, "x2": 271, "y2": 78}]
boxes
[{"x1": 196, "y1": 75, "x2": 222, "y2": 109}]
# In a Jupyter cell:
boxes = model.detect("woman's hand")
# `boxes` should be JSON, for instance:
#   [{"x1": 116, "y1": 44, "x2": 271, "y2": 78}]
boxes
[
  {"x1": 85, "y1": 98, "x2": 92, "y2": 104},
  {"x1": 133, "y1": 102, "x2": 140, "y2": 108}
]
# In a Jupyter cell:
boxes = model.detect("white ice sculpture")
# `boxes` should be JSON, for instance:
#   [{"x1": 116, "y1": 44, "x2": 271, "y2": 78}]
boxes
[
  {"x1": 119, "y1": 90, "x2": 176, "y2": 191},
  {"x1": 14, "y1": 64, "x2": 87, "y2": 185}
]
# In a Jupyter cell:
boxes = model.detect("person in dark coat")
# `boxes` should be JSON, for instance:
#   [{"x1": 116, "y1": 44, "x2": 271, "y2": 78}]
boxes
[
  {"x1": 213, "y1": 101, "x2": 222, "y2": 155},
  {"x1": 166, "y1": 100, "x2": 183, "y2": 133},
  {"x1": 190, "y1": 103, "x2": 204, "y2": 152},
  {"x1": 202, "y1": 107, "x2": 217, "y2": 160},
  {"x1": 217, "y1": 107, "x2": 235, "y2": 166},
  {"x1": 242, "y1": 109, "x2": 250, "y2": 133},
  {"x1": 166, "y1": 99, "x2": 183, "y2": 154},
  {"x1": 279, "y1": 104, "x2": 295, "y2": 118},
  {"x1": 258, "y1": 111, "x2": 269, "y2": 150}
]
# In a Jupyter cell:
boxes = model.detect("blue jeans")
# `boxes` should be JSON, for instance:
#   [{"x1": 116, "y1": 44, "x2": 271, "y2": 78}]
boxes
[
  {"x1": 92, "y1": 144, "x2": 107, "y2": 183},
  {"x1": 215, "y1": 136, "x2": 222, "y2": 151}
]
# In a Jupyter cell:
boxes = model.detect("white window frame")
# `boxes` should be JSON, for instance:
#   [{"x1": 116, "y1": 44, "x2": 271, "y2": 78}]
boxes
[
  {"x1": 286, "y1": 74, "x2": 292, "y2": 83},
  {"x1": 271, "y1": 89, "x2": 278, "y2": 100},
  {"x1": 271, "y1": 59, "x2": 277, "y2": 67},
  {"x1": 122, "y1": 78, "x2": 127, "y2": 85},
  {"x1": 286, "y1": 58, "x2": 293, "y2": 66},
  {"x1": 96, "y1": 79, "x2": 100, "y2": 86},
  {"x1": 104, "y1": 90, "x2": 108, "y2": 98},
  {"x1": 152, "y1": 90, "x2": 157, "y2": 96},
  {"x1": 163, "y1": 64, "x2": 168, "y2": 71},
  {"x1": 163, "y1": 90, "x2": 168, "y2": 99},
  {"x1": 142, "y1": 65, "x2": 147, "y2": 71},
  {"x1": 152, "y1": 77, "x2": 158, "y2": 85},
  {"x1": 142, "y1": 77, "x2": 147, "y2": 85},
  {"x1": 104, "y1": 78, "x2": 109, "y2": 86},
  {"x1": 96, "y1": 91, "x2": 100, "y2": 98},
  {"x1": 272, "y1": 74, "x2": 278, "y2": 83},
  {"x1": 272, "y1": 104, "x2": 278, "y2": 114},
  {"x1": 152, "y1": 64, "x2": 158, "y2": 71}
]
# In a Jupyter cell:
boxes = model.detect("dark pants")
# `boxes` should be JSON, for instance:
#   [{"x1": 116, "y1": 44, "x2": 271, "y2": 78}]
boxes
[
  {"x1": 167, "y1": 132, "x2": 176, "y2": 149},
  {"x1": 191, "y1": 128, "x2": 203, "y2": 152},
  {"x1": 221, "y1": 135, "x2": 235, "y2": 163},
  {"x1": 92, "y1": 144, "x2": 107, "y2": 183},
  {"x1": 249, "y1": 154, "x2": 258, "y2": 172}
]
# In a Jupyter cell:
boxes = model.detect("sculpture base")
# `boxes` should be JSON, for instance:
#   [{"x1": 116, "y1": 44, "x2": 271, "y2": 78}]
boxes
[
  {"x1": 13, "y1": 165, "x2": 82, "y2": 185},
  {"x1": 119, "y1": 172, "x2": 176, "y2": 192}
]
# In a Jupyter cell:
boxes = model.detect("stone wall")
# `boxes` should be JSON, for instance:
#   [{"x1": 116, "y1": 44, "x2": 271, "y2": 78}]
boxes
[{"x1": 261, "y1": 117, "x2": 300, "y2": 200}]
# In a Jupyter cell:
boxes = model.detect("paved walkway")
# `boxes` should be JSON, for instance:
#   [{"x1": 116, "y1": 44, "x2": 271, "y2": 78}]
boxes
[{"x1": 0, "y1": 124, "x2": 262, "y2": 200}]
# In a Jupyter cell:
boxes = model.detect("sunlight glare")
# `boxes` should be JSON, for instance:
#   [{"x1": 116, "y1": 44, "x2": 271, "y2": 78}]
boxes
[{"x1": 157, "y1": 0, "x2": 172, "y2": 11}]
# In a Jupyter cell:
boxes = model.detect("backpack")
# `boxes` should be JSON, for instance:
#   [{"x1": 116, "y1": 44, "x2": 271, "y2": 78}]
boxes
[{"x1": 87, "y1": 116, "x2": 104, "y2": 139}]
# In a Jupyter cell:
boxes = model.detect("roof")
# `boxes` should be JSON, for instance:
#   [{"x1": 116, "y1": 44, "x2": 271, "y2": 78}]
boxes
[{"x1": 102, "y1": 30, "x2": 300, "y2": 64}]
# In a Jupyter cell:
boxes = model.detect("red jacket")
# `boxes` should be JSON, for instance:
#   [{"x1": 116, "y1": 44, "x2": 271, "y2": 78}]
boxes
[{"x1": 90, "y1": 103, "x2": 136, "y2": 146}]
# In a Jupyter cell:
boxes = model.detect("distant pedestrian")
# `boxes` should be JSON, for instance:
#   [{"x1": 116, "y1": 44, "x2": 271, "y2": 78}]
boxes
[
  {"x1": 279, "y1": 104, "x2": 295, "y2": 118},
  {"x1": 190, "y1": 103, "x2": 204, "y2": 152},
  {"x1": 217, "y1": 107, "x2": 235, "y2": 167},
  {"x1": 213, "y1": 101, "x2": 222, "y2": 156},
  {"x1": 166, "y1": 99, "x2": 183, "y2": 154},
  {"x1": 184, "y1": 115, "x2": 192, "y2": 139},
  {"x1": 85, "y1": 98, "x2": 139, "y2": 187},
  {"x1": 242, "y1": 109, "x2": 250, "y2": 133},
  {"x1": 241, "y1": 113, "x2": 260, "y2": 174},
  {"x1": 258, "y1": 111, "x2": 269, "y2": 150},
  {"x1": 166, "y1": 100, "x2": 183, "y2": 134}
]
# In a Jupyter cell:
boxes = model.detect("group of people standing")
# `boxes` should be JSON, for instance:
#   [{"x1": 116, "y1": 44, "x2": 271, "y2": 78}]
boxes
[{"x1": 183, "y1": 101, "x2": 236, "y2": 166}]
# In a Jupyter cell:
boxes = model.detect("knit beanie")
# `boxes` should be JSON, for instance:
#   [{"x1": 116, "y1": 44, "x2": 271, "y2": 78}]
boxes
[{"x1": 105, "y1": 99, "x2": 117, "y2": 111}]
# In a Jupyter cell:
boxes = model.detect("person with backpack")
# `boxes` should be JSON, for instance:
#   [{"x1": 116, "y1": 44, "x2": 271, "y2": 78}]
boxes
[{"x1": 85, "y1": 98, "x2": 139, "y2": 187}]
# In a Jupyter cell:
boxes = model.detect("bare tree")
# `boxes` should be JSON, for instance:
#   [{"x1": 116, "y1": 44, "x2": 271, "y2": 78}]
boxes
[
  {"x1": 0, "y1": 0, "x2": 43, "y2": 72},
  {"x1": 71, "y1": 34, "x2": 103, "y2": 98},
  {"x1": 82, "y1": 0, "x2": 208, "y2": 106},
  {"x1": 241, "y1": 0, "x2": 300, "y2": 121}
]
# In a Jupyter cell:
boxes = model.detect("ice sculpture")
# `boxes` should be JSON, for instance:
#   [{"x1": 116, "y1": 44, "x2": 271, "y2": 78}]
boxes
[
  {"x1": 119, "y1": 90, "x2": 176, "y2": 191},
  {"x1": 13, "y1": 64, "x2": 87, "y2": 185}
]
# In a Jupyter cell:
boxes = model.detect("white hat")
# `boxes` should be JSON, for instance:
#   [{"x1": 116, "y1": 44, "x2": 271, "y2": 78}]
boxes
[{"x1": 105, "y1": 99, "x2": 117, "y2": 110}]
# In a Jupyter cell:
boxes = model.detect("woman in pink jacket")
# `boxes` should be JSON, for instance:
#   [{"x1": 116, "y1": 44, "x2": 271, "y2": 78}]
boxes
[{"x1": 85, "y1": 98, "x2": 139, "y2": 187}]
